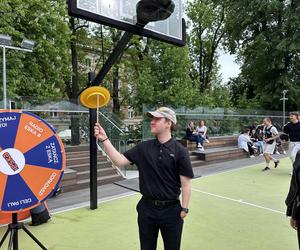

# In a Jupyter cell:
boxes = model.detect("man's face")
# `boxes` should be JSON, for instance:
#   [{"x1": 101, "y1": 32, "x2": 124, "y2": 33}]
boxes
[
  {"x1": 263, "y1": 118, "x2": 270, "y2": 126},
  {"x1": 150, "y1": 117, "x2": 171, "y2": 135},
  {"x1": 289, "y1": 114, "x2": 298, "y2": 123}
]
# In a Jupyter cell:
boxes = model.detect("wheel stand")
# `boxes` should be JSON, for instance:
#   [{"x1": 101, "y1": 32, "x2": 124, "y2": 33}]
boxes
[{"x1": 0, "y1": 213, "x2": 47, "y2": 250}]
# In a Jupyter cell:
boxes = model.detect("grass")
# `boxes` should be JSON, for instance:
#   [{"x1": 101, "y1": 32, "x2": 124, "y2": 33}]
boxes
[{"x1": 0, "y1": 158, "x2": 297, "y2": 250}]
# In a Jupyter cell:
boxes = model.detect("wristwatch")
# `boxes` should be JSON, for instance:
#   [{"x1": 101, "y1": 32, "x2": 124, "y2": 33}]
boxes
[{"x1": 181, "y1": 207, "x2": 189, "y2": 213}]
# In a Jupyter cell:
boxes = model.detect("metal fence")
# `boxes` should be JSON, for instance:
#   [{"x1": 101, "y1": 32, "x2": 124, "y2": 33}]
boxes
[{"x1": 142, "y1": 105, "x2": 290, "y2": 140}]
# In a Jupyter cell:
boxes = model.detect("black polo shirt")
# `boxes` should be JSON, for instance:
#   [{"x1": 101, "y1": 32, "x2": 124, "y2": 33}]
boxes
[
  {"x1": 123, "y1": 137, "x2": 194, "y2": 201},
  {"x1": 283, "y1": 122, "x2": 300, "y2": 142}
]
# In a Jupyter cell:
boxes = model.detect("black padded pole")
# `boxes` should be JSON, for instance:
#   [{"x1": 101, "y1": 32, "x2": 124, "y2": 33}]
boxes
[{"x1": 89, "y1": 71, "x2": 98, "y2": 210}]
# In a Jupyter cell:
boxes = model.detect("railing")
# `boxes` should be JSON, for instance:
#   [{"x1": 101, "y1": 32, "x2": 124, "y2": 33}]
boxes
[
  {"x1": 1, "y1": 97, "x2": 138, "y2": 177},
  {"x1": 142, "y1": 105, "x2": 290, "y2": 140}
]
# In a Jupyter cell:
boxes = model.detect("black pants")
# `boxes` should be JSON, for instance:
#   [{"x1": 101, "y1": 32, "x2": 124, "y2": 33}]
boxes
[
  {"x1": 247, "y1": 142, "x2": 254, "y2": 156},
  {"x1": 136, "y1": 198, "x2": 184, "y2": 250}
]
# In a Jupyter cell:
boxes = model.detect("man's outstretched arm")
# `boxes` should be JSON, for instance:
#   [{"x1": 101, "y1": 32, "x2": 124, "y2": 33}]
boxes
[{"x1": 94, "y1": 123, "x2": 130, "y2": 167}]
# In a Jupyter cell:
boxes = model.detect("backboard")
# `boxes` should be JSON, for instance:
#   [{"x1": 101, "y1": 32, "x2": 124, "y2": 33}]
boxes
[{"x1": 68, "y1": 0, "x2": 186, "y2": 46}]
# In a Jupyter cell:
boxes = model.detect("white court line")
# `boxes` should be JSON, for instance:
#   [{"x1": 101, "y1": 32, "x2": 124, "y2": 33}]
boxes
[
  {"x1": 0, "y1": 192, "x2": 138, "y2": 228},
  {"x1": 193, "y1": 156, "x2": 289, "y2": 180},
  {"x1": 51, "y1": 191, "x2": 138, "y2": 215},
  {"x1": 194, "y1": 163, "x2": 260, "y2": 179},
  {"x1": 192, "y1": 188, "x2": 285, "y2": 215}
]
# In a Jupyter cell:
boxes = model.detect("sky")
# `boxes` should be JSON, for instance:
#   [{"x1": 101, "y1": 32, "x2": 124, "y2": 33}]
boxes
[{"x1": 218, "y1": 50, "x2": 241, "y2": 84}]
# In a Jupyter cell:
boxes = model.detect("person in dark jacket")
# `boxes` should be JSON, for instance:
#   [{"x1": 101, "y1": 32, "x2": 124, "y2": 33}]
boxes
[
  {"x1": 185, "y1": 121, "x2": 204, "y2": 151},
  {"x1": 285, "y1": 151, "x2": 300, "y2": 248}
]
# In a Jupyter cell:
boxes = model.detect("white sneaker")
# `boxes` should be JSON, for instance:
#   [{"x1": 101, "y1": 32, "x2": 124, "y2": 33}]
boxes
[
  {"x1": 259, "y1": 153, "x2": 263, "y2": 156},
  {"x1": 205, "y1": 139, "x2": 210, "y2": 143},
  {"x1": 276, "y1": 151, "x2": 280, "y2": 155},
  {"x1": 283, "y1": 151, "x2": 287, "y2": 155},
  {"x1": 250, "y1": 155, "x2": 255, "y2": 158},
  {"x1": 197, "y1": 143, "x2": 202, "y2": 148}
]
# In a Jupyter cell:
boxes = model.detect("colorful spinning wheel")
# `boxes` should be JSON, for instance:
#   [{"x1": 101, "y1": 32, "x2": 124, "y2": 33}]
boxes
[{"x1": 0, "y1": 110, "x2": 66, "y2": 213}]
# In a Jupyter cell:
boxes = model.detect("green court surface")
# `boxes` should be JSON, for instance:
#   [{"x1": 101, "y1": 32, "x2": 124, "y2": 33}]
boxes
[{"x1": 0, "y1": 158, "x2": 298, "y2": 250}]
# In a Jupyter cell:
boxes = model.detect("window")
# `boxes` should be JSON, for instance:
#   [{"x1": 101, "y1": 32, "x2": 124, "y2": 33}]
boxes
[
  {"x1": 128, "y1": 110, "x2": 134, "y2": 119},
  {"x1": 49, "y1": 106, "x2": 58, "y2": 118}
]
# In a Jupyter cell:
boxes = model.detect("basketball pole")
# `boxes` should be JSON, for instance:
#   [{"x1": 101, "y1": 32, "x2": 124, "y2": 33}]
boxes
[
  {"x1": 88, "y1": 31, "x2": 135, "y2": 87},
  {"x1": 88, "y1": 71, "x2": 98, "y2": 210},
  {"x1": 87, "y1": 27, "x2": 145, "y2": 210}
]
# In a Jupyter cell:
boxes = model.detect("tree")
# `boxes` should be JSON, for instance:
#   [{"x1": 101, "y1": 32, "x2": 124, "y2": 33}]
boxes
[
  {"x1": 126, "y1": 40, "x2": 200, "y2": 112},
  {"x1": 223, "y1": 0, "x2": 300, "y2": 110},
  {"x1": 186, "y1": 0, "x2": 226, "y2": 92},
  {"x1": 0, "y1": 0, "x2": 71, "y2": 102}
]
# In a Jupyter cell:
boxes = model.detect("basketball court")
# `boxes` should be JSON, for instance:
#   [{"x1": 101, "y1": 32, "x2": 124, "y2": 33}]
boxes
[{"x1": 0, "y1": 158, "x2": 296, "y2": 250}]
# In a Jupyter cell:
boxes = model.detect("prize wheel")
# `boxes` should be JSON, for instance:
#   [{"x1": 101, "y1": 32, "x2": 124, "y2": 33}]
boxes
[{"x1": 0, "y1": 110, "x2": 66, "y2": 213}]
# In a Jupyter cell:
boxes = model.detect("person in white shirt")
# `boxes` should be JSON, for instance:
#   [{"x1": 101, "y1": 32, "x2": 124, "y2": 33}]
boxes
[
  {"x1": 238, "y1": 128, "x2": 255, "y2": 158},
  {"x1": 262, "y1": 117, "x2": 280, "y2": 171},
  {"x1": 196, "y1": 120, "x2": 210, "y2": 144}
]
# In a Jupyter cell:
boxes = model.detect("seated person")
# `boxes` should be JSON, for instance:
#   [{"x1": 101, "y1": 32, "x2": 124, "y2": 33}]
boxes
[
  {"x1": 250, "y1": 123, "x2": 264, "y2": 155},
  {"x1": 30, "y1": 186, "x2": 62, "y2": 226},
  {"x1": 238, "y1": 128, "x2": 256, "y2": 158},
  {"x1": 185, "y1": 121, "x2": 204, "y2": 150},
  {"x1": 274, "y1": 138, "x2": 287, "y2": 155},
  {"x1": 196, "y1": 120, "x2": 210, "y2": 143}
]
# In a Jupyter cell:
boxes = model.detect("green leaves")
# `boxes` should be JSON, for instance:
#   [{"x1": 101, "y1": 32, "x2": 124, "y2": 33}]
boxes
[
  {"x1": 224, "y1": 0, "x2": 300, "y2": 110},
  {"x1": 0, "y1": 0, "x2": 71, "y2": 101}
]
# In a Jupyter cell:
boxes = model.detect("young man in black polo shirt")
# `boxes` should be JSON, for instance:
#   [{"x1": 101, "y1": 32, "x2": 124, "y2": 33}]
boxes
[
  {"x1": 284, "y1": 112, "x2": 300, "y2": 163},
  {"x1": 94, "y1": 107, "x2": 194, "y2": 250}
]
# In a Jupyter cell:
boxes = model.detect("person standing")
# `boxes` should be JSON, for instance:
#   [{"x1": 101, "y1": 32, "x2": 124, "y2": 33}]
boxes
[
  {"x1": 283, "y1": 112, "x2": 300, "y2": 163},
  {"x1": 285, "y1": 151, "x2": 300, "y2": 248},
  {"x1": 94, "y1": 107, "x2": 194, "y2": 250},
  {"x1": 262, "y1": 117, "x2": 280, "y2": 171}
]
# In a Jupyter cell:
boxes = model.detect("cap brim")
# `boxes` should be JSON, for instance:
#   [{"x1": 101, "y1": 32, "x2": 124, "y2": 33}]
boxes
[{"x1": 146, "y1": 111, "x2": 165, "y2": 119}]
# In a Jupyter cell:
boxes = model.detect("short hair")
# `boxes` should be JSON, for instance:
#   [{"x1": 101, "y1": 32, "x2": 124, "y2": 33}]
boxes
[
  {"x1": 243, "y1": 128, "x2": 250, "y2": 134},
  {"x1": 164, "y1": 118, "x2": 177, "y2": 132},
  {"x1": 289, "y1": 112, "x2": 299, "y2": 117},
  {"x1": 171, "y1": 123, "x2": 177, "y2": 132},
  {"x1": 264, "y1": 117, "x2": 272, "y2": 123}
]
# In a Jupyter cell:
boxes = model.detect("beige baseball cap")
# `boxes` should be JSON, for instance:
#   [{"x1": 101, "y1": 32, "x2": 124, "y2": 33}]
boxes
[{"x1": 146, "y1": 107, "x2": 177, "y2": 125}]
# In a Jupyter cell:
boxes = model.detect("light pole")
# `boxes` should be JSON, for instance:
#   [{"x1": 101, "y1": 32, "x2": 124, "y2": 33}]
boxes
[
  {"x1": 0, "y1": 34, "x2": 35, "y2": 109},
  {"x1": 280, "y1": 90, "x2": 288, "y2": 127}
]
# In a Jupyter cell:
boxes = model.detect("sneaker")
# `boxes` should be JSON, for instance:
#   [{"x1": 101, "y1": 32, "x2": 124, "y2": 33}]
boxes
[
  {"x1": 274, "y1": 160, "x2": 280, "y2": 168},
  {"x1": 262, "y1": 166, "x2": 271, "y2": 172},
  {"x1": 276, "y1": 151, "x2": 281, "y2": 155},
  {"x1": 249, "y1": 155, "x2": 255, "y2": 158},
  {"x1": 205, "y1": 139, "x2": 210, "y2": 143},
  {"x1": 51, "y1": 187, "x2": 63, "y2": 198},
  {"x1": 283, "y1": 151, "x2": 287, "y2": 155},
  {"x1": 259, "y1": 153, "x2": 263, "y2": 156}
]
